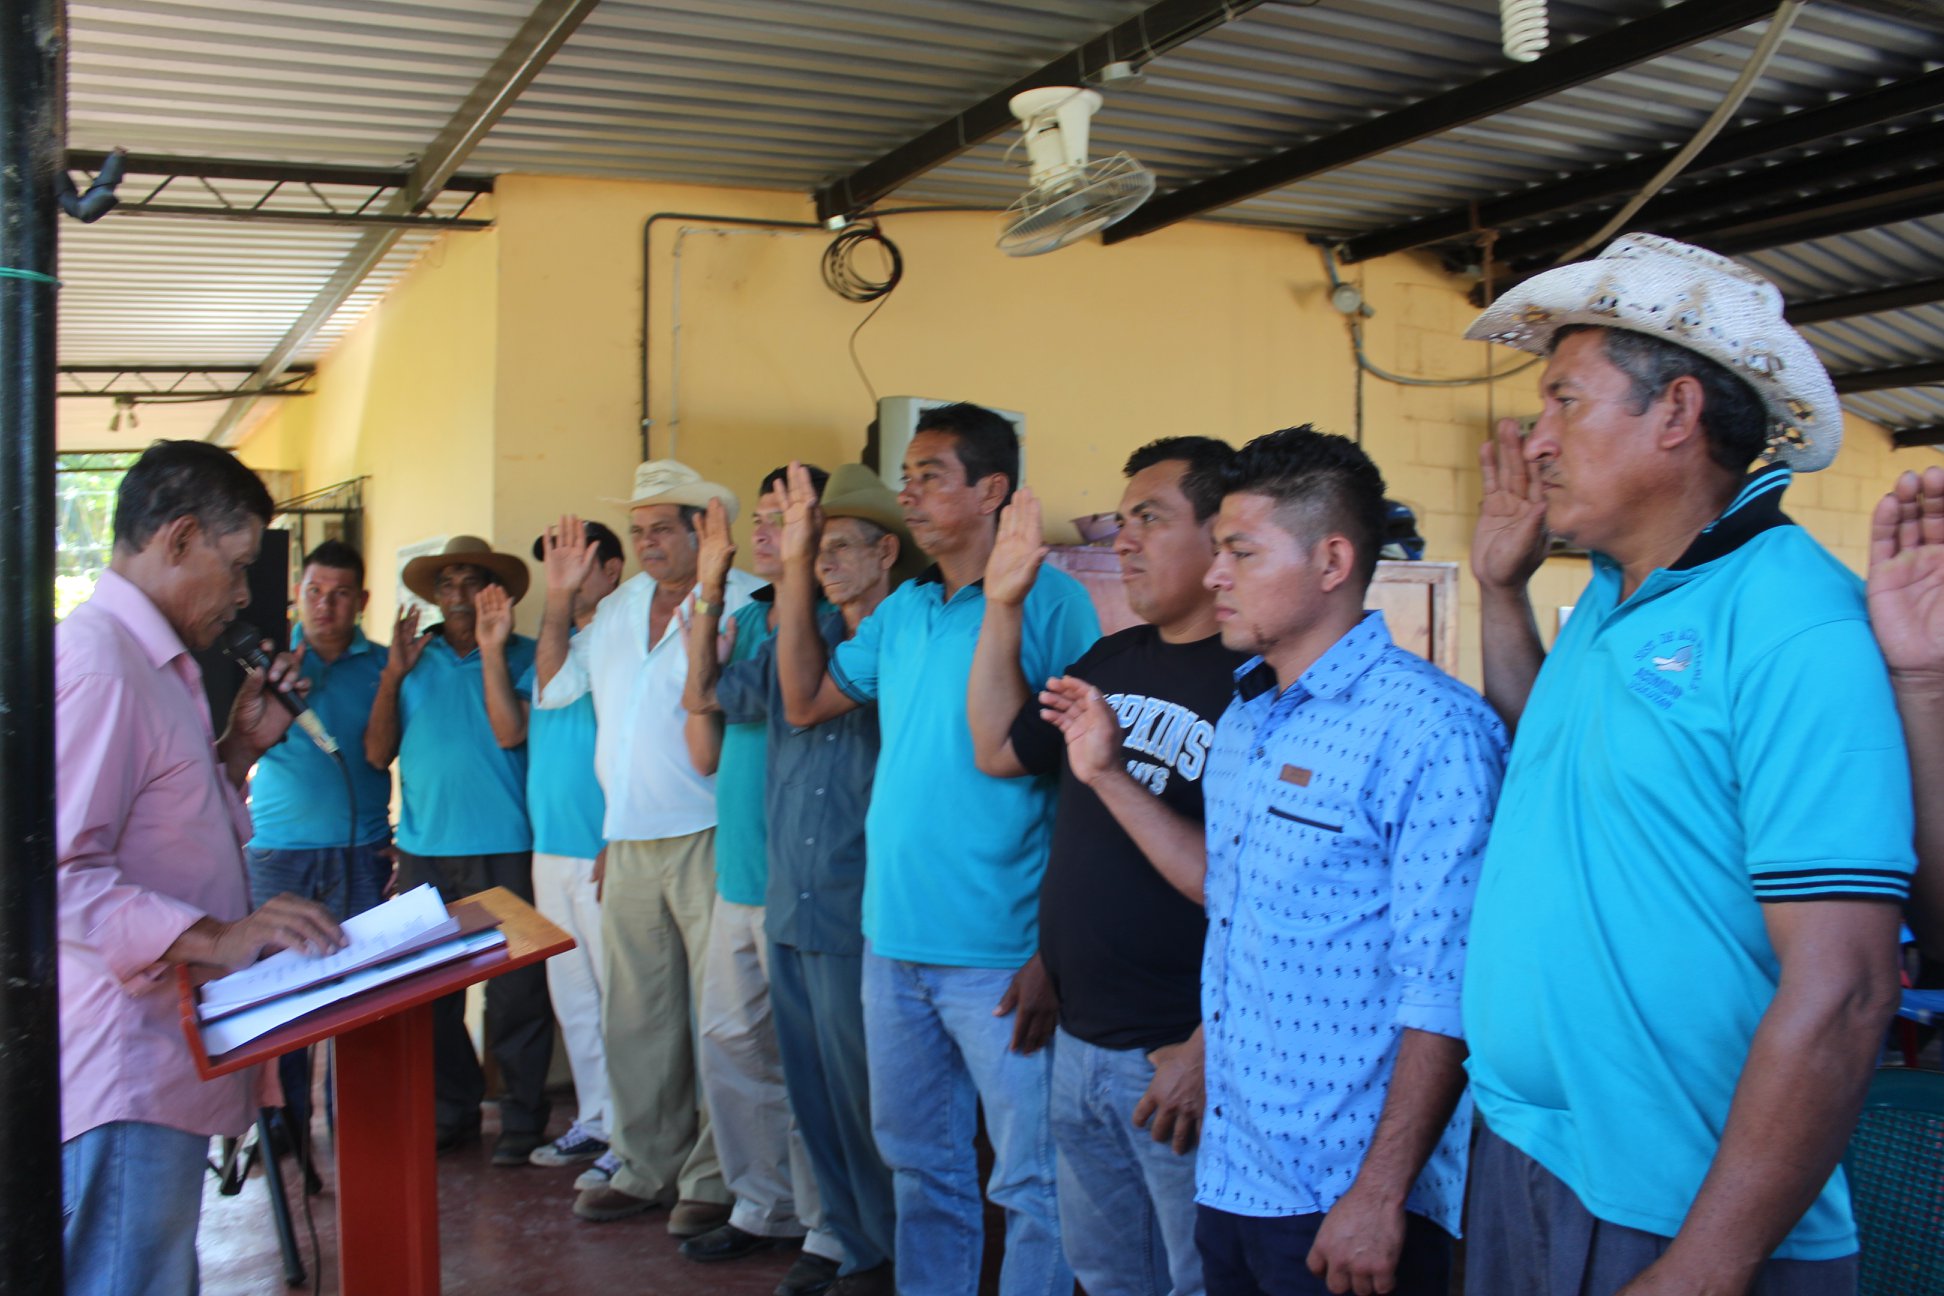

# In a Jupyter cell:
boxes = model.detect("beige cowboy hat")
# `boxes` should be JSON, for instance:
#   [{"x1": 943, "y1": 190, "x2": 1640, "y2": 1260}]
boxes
[
  {"x1": 1466, "y1": 233, "x2": 1842, "y2": 472},
  {"x1": 819, "y1": 463, "x2": 925, "y2": 586},
  {"x1": 604, "y1": 459, "x2": 740, "y2": 524},
  {"x1": 401, "y1": 536, "x2": 531, "y2": 604}
]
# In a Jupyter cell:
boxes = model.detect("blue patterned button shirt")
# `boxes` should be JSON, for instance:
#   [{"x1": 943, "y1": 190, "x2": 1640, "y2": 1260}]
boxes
[{"x1": 1200, "y1": 610, "x2": 1507, "y2": 1234}]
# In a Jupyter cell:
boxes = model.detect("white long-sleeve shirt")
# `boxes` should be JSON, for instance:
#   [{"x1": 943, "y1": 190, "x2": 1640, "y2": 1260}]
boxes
[{"x1": 536, "y1": 568, "x2": 761, "y2": 842}]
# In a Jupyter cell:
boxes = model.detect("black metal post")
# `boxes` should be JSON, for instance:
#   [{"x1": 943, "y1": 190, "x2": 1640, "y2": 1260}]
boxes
[{"x1": 0, "y1": 0, "x2": 64, "y2": 1291}]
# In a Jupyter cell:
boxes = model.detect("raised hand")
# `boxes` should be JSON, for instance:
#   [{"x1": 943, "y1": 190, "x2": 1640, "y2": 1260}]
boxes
[
  {"x1": 1868, "y1": 465, "x2": 1944, "y2": 681},
  {"x1": 1039, "y1": 675, "x2": 1125, "y2": 787},
  {"x1": 1472, "y1": 417, "x2": 1549, "y2": 592},
  {"x1": 781, "y1": 461, "x2": 824, "y2": 569},
  {"x1": 475, "y1": 584, "x2": 514, "y2": 652},
  {"x1": 716, "y1": 611, "x2": 740, "y2": 666},
  {"x1": 385, "y1": 605, "x2": 428, "y2": 679},
  {"x1": 984, "y1": 487, "x2": 1048, "y2": 607},
  {"x1": 543, "y1": 512, "x2": 599, "y2": 594},
  {"x1": 694, "y1": 496, "x2": 737, "y2": 598}
]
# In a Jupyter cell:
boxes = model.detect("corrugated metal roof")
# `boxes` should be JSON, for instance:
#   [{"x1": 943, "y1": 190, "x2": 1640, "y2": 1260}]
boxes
[{"x1": 56, "y1": 0, "x2": 1944, "y2": 444}]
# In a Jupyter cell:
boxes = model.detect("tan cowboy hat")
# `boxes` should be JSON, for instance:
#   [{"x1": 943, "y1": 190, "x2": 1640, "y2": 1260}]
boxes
[
  {"x1": 819, "y1": 463, "x2": 925, "y2": 586},
  {"x1": 402, "y1": 536, "x2": 531, "y2": 604},
  {"x1": 604, "y1": 459, "x2": 740, "y2": 524},
  {"x1": 1467, "y1": 233, "x2": 1841, "y2": 472}
]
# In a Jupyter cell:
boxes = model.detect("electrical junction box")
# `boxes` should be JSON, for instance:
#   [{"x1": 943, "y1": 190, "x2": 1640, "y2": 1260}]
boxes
[{"x1": 867, "y1": 396, "x2": 1026, "y2": 490}]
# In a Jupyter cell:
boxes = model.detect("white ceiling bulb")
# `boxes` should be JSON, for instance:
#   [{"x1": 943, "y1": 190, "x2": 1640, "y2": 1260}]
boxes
[{"x1": 1500, "y1": 0, "x2": 1548, "y2": 62}]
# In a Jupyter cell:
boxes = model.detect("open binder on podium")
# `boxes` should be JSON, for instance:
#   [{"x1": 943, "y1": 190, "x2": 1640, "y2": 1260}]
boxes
[{"x1": 177, "y1": 885, "x2": 573, "y2": 1295}]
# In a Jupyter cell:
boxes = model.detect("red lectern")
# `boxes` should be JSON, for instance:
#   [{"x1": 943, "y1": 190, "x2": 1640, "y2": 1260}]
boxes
[{"x1": 179, "y1": 887, "x2": 572, "y2": 1295}]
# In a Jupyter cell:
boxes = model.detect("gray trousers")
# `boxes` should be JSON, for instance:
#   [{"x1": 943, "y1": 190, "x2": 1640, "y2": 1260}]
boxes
[{"x1": 1466, "y1": 1123, "x2": 1858, "y2": 1296}]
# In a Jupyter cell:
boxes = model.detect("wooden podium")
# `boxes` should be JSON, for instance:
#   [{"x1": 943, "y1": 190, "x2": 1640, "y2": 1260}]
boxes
[{"x1": 179, "y1": 887, "x2": 573, "y2": 1295}]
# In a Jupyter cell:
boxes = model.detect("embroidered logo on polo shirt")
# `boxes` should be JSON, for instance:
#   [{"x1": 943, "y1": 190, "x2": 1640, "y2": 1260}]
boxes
[
  {"x1": 1629, "y1": 629, "x2": 1704, "y2": 709},
  {"x1": 1280, "y1": 764, "x2": 1313, "y2": 787}
]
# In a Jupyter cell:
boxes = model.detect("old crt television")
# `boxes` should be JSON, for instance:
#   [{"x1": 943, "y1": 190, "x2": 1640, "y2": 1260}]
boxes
[{"x1": 867, "y1": 397, "x2": 1026, "y2": 490}]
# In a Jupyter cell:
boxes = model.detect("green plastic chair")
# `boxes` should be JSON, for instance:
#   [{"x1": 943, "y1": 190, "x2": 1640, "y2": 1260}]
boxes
[{"x1": 1844, "y1": 1068, "x2": 1944, "y2": 1295}]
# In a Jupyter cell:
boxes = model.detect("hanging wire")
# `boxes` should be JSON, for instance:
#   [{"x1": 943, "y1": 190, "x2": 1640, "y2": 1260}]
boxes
[
  {"x1": 822, "y1": 222, "x2": 904, "y2": 403},
  {"x1": 1550, "y1": 0, "x2": 1805, "y2": 265},
  {"x1": 1319, "y1": 244, "x2": 1541, "y2": 388}
]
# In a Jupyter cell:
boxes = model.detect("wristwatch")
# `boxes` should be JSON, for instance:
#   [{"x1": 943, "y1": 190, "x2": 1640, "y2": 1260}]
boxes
[{"x1": 693, "y1": 595, "x2": 719, "y2": 617}]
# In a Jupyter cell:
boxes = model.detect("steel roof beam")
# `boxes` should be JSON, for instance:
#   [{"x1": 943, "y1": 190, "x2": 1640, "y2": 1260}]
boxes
[
  {"x1": 1891, "y1": 426, "x2": 1944, "y2": 448},
  {"x1": 1103, "y1": 0, "x2": 1783, "y2": 246},
  {"x1": 1487, "y1": 121, "x2": 1944, "y2": 268},
  {"x1": 206, "y1": 0, "x2": 600, "y2": 445},
  {"x1": 64, "y1": 151, "x2": 496, "y2": 193},
  {"x1": 1335, "y1": 67, "x2": 1944, "y2": 265},
  {"x1": 812, "y1": 0, "x2": 1271, "y2": 224},
  {"x1": 1786, "y1": 276, "x2": 1944, "y2": 325},
  {"x1": 1832, "y1": 361, "x2": 1944, "y2": 394}
]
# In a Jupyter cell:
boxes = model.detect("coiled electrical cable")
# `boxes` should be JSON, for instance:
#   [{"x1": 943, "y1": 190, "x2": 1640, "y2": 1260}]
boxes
[{"x1": 821, "y1": 222, "x2": 903, "y2": 302}]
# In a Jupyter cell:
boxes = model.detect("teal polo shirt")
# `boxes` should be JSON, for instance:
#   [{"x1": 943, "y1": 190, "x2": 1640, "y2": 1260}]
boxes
[
  {"x1": 830, "y1": 563, "x2": 1099, "y2": 967},
  {"x1": 397, "y1": 631, "x2": 536, "y2": 857},
  {"x1": 520, "y1": 646, "x2": 604, "y2": 862},
  {"x1": 715, "y1": 596, "x2": 777, "y2": 906},
  {"x1": 248, "y1": 625, "x2": 392, "y2": 850},
  {"x1": 1463, "y1": 466, "x2": 1915, "y2": 1260}
]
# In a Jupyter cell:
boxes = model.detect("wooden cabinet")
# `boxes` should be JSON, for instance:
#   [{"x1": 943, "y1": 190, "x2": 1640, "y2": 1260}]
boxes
[{"x1": 1044, "y1": 548, "x2": 1461, "y2": 674}]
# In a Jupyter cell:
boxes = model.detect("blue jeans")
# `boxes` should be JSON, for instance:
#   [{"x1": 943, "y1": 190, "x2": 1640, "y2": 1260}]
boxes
[
  {"x1": 862, "y1": 949, "x2": 1071, "y2": 1296},
  {"x1": 245, "y1": 841, "x2": 391, "y2": 1136},
  {"x1": 63, "y1": 1121, "x2": 208, "y2": 1296},
  {"x1": 772, "y1": 943, "x2": 895, "y2": 1275},
  {"x1": 1051, "y1": 1028, "x2": 1204, "y2": 1296}
]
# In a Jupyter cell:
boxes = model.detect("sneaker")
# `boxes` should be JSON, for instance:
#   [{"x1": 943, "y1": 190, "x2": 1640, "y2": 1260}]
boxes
[
  {"x1": 530, "y1": 1123, "x2": 609, "y2": 1168},
  {"x1": 574, "y1": 1149, "x2": 620, "y2": 1193}
]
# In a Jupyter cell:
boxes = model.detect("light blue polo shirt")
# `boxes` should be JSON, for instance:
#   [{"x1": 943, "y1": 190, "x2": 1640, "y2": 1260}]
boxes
[
  {"x1": 397, "y1": 631, "x2": 536, "y2": 857},
  {"x1": 520, "y1": 646, "x2": 604, "y2": 863},
  {"x1": 248, "y1": 625, "x2": 393, "y2": 850},
  {"x1": 1464, "y1": 466, "x2": 1915, "y2": 1260},
  {"x1": 830, "y1": 564, "x2": 1099, "y2": 967},
  {"x1": 715, "y1": 596, "x2": 777, "y2": 906}
]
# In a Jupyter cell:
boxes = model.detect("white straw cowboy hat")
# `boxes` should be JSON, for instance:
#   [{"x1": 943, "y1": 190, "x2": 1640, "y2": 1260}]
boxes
[
  {"x1": 818, "y1": 462, "x2": 925, "y2": 585},
  {"x1": 1466, "y1": 233, "x2": 1842, "y2": 472},
  {"x1": 401, "y1": 536, "x2": 531, "y2": 604},
  {"x1": 604, "y1": 459, "x2": 740, "y2": 524}
]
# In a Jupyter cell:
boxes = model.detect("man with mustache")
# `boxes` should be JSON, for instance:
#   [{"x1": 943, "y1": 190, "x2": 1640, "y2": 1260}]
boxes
[
  {"x1": 366, "y1": 534, "x2": 552, "y2": 1167},
  {"x1": 1462, "y1": 234, "x2": 1915, "y2": 1296}
]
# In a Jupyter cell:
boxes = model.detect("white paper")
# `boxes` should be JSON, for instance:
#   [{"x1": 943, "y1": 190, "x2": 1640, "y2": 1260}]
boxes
[
  {"x1": 199, "y1": 884, "x2": 457, "y2": 1017},
  {"x1": 199, "y1": 928, "x2": 508, "y2": 1056}
]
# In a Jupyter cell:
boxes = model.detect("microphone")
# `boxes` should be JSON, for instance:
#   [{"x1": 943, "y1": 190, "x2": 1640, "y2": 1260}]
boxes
[{"x1": 217, "y1": 621, "x2": 340, "y2": 755}]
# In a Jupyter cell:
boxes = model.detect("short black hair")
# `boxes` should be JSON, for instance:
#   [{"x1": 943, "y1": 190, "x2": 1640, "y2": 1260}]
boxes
[
  {"x1": 760, "y1": 464, "x2": 829, "y2": 499},
  {"x1": 915, "y1": 402, "x2": 1020, "y2": 503},
  {"x1": 302, "y1": 538, "x2": 366, "y2": 588},
  {"x1": 113, "y1": 440, "x2": 275, "y2": 553},
  {"x1": 530, "y1": 520, "x2": 623, "y2": 566},
  {"x1": 1551, "y1": 324, "x2": 1769, "y2": 472},
  {"x1": 1124, "y1": 436, "x2": 1234, "y2": 521},
  {"x1": 1201, "y1": 425, "x2": 1388, "y2": 588}
]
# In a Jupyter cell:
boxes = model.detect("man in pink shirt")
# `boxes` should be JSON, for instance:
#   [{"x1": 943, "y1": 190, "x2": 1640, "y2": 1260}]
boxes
[{"x1": 59, "y1": 440, "x2": 344, "y2": 1296}]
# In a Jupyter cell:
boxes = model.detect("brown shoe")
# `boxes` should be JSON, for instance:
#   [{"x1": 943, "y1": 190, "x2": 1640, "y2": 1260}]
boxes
[
  {"x1": 666, "y1": 1198, "x2": 734, "y2": 1237},
  {"x1": 827, "y1": 1263, "x2": 895, "y2": 1296},
  {"x1": 573, "y1": 1183, "x2": 662, "y2": 1223}
]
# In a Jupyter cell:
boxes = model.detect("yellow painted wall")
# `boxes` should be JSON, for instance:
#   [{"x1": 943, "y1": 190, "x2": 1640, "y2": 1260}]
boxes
[
  {"x1": 242, "y1": 172, "x2": 1936, "y2": 686},
  {"x1": 241, "y1": 225, "x2": 501, "y2": 633}
]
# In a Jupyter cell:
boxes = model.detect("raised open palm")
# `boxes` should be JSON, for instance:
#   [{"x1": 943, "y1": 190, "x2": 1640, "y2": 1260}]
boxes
[
  {"x1": 1869, "y1": 466, "x2": 1944, "y2": 676},
  {"x1": 986, "y1": 488, "x2": 1048, "y2": 607},
  {"x1": 1473, "y1": 417, "x2": 1550, "y2": 591}
]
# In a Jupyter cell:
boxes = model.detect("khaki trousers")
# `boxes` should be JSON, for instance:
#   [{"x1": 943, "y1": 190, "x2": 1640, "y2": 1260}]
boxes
[{"x1": 600, "y1": 830, "x2": 727, "y2": 1205}]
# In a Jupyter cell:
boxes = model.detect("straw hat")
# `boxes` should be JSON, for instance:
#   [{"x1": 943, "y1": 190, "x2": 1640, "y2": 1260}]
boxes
[
  {"x1": 401, "y1": 536, "x2": 530, "y2": 604},
  {"x1": 819, "y1": 463, "x2": 925, "y2": 585},
  {"x1": 604, "y1": 459, "x2": 740, "y2": 523},
  {"x1": 1466, "y1": 233, "x2": 1841, "y2": 472}
]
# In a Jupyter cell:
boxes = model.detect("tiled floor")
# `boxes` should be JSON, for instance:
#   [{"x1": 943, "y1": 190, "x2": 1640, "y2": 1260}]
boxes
[{"x1": 200, "y1": 1103, "x2": 803, "y2": 1296}]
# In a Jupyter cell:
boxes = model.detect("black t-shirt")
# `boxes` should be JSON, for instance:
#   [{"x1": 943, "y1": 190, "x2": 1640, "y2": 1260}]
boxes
[{"x1": 1009, "y1": 625, "x2": 1245, "y2": 1052}]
